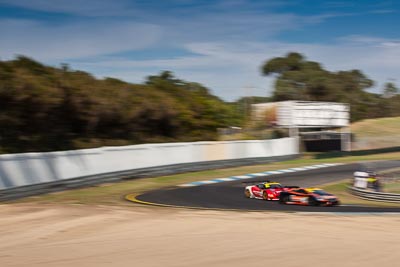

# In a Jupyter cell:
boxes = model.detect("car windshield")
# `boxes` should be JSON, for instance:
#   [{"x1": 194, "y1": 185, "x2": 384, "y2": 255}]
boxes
[
  {"x1": 269, "y1": 184, "x2": 283, "y2": 189},
  {"x1": 312, "y1": 190, "x2": 331, "y2": 196}
]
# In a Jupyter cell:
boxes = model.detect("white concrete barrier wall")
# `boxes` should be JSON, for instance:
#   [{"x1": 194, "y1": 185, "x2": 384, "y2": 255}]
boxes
[{"x1": 0, "y1": 137, "x2": 299, "y2": 190}]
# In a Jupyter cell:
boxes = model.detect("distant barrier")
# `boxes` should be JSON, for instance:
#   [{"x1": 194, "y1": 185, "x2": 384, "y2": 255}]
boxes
[
  {"x1": 0, "y1": 138, "x2": 299, "y2": 200},
  {"x1": 349, "y1": 186, "x2": 400, "y2": 203},
  {"x1": 350, "y1": 170, "x2": 400, "y2": 203}
]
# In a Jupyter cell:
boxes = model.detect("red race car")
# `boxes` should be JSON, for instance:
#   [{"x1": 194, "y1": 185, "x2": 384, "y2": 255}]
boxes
[
  {"x1": 244, "y1": 181, "x2": 297, "y2": 201},
  {"x1": 279, "y1": 187, "x2": 340, "y2": 206}
]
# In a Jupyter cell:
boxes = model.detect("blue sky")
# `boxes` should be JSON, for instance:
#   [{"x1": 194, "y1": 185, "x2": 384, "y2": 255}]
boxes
[{"x1": 1, "y1": 0, "x2": 399, "y2": 101}]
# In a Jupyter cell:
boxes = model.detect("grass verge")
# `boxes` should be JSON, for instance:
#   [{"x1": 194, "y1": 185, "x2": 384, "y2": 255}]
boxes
[
  {"x1": 319, "y1": 180, "x2": 400, "y2": 207},
  {"x1": 383, "y1": 182, "x2": 400, "y2": 194}
]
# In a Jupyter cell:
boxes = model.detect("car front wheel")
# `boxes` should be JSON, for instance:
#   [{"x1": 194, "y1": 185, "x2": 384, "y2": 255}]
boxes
[
  {"x1": 279, "y1": 194, "x2": 289, "y2": 204},
  {"x1": 308, "y1": 197, "x2": 319, "y2": 206}
]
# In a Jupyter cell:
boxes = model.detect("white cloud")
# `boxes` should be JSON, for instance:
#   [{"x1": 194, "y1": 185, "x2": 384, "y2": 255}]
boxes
[
  {"x1": 70, "y1": 37, "x2": 400, "y2": 101},
  {"x1": 0, "y1": 19, "x2": 162, "y2": 61},
  {"x1": 0, "y1": 0, "x2": 305, "y2": 62}
]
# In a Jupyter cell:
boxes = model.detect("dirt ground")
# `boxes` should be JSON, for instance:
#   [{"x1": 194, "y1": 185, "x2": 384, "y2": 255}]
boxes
[{"x1": 0, "y1": 203, "x2": 399, "y2": 267}]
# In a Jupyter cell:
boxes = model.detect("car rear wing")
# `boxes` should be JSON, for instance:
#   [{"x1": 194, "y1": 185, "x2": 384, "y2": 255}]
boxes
[
  {"x1": 241, "y1": 180, "x2": 273, "y2": 185},
  {"x1": 241, "y1": 181, "x2": 299, "y2": 188}
]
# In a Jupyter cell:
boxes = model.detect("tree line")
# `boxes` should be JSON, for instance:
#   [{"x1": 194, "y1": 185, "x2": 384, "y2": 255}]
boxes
[{"x1": 0, "y1": 56, "x2": 242, "y2": 153}]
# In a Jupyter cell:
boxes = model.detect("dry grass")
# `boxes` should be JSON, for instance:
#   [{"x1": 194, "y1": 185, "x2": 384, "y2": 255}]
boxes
[
  {"x1": 319, "y1": 180, "x2": 400, "y2": 207},
  {"x1": 351, "y1": 116, "x2": 400, "y2": 149}
]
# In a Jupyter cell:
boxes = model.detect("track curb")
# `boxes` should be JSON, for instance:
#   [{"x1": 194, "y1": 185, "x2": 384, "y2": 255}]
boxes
[{"x1": 125, "y1": 193, "x2": 264, "y2": 212}]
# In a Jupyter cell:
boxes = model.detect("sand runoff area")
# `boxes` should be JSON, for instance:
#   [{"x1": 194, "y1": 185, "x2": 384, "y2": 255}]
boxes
[{"x1": 0, "y1": 203, "x2": 399, "y2": 267}]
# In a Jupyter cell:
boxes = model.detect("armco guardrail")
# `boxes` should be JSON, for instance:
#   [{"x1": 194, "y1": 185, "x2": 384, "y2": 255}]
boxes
[
  {"x1": 349, "y1": 186, "x2": 400, "y2": 203},
  {"x1": 0, "y1": 138, "x2": 299, "y2": 201}
]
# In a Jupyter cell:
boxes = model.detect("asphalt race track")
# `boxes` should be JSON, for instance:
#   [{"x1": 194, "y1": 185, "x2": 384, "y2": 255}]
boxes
[{"x1": 133, "y1": 161, "x2": 400, "y2": 212}]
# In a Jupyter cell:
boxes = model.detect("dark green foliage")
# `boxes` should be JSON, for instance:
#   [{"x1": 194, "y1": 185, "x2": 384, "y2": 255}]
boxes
[
  {"x1": 262, "y1": 52, "x2": 400, "y2": 121},
  {"x1": 0, "y1": 57, "x2": 243, "y2": 153},
  {"x1": 383, "y1": 82, "x2": 399, "y2": 98}
]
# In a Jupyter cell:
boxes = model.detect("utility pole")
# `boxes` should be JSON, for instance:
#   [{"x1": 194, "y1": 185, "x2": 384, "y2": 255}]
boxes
[{"x1": 244, "y1": 86, "x2": 253, "y2": 119}]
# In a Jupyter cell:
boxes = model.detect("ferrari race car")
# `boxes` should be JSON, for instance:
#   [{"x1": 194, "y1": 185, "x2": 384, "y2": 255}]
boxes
[
  {"x1": 244, "y1": 181, "x2": 297, "y2": 201},
  {"x1": 279, "y1": 187, "x2": 340, "y2": 206}
]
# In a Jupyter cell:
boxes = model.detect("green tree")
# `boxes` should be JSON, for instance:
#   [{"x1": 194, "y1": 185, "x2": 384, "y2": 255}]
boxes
[
  {"x1": 261, "y1": 52, "x2": 376, "y2": 121},
  {"x1": 0, "y1": 58, "x2": 243, "y2": 153},
  {"x1": 383, "y1": 82, "x2": 398, "y2": 98}
]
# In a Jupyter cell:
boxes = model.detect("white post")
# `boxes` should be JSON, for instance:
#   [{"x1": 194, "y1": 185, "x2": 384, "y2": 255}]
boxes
[
  {"x1": 347, "y1": 126, "x2": 352, "y2": 152},
  {"x1": 341, "y1": 127, "x2": 351, "y2": 152},
  {"x1": 289, "y1": 127, "x2": 299, "y2": 137},
  {"x1": 340, "y1": 127, "x2": 345, "y2": 152}
]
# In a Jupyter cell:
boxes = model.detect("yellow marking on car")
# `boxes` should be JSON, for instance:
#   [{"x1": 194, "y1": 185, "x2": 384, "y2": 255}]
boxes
[{"x1": 305, "y1": 188, "x2": 322, "y2": 193}]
